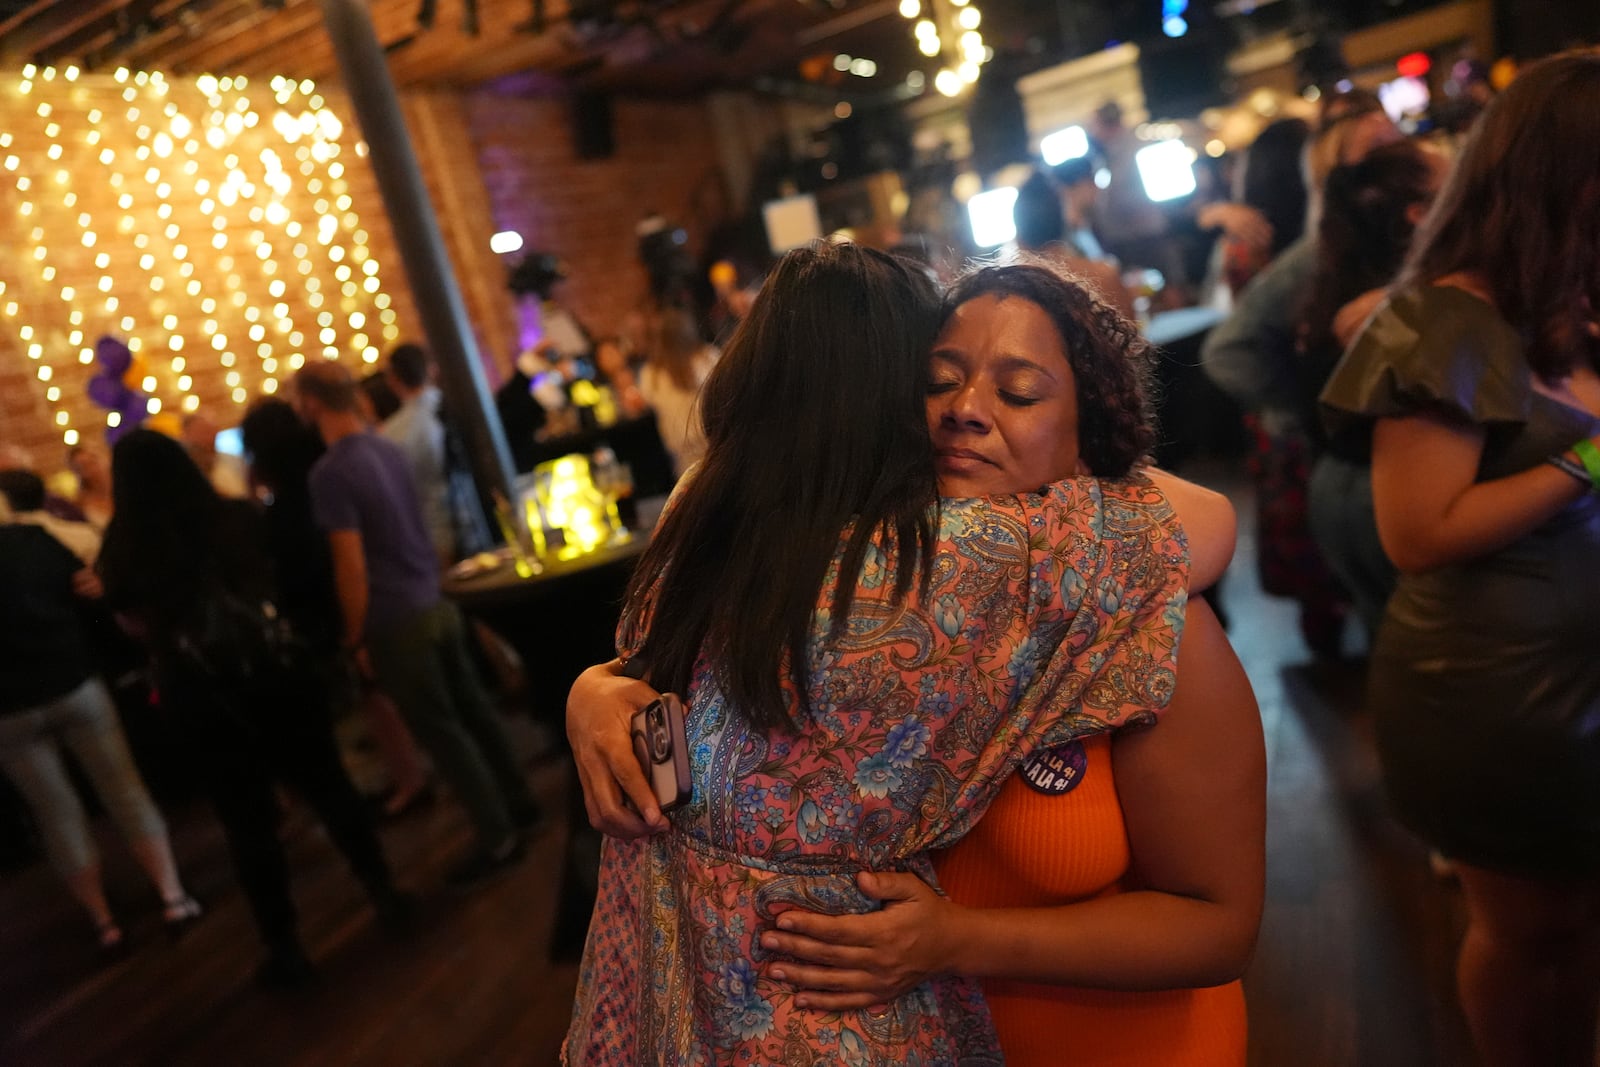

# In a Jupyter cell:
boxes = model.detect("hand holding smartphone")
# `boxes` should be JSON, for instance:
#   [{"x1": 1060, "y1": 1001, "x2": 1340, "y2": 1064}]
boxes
[{"x1": 631, "y1": 692, "x2": 691, "y2": 813}]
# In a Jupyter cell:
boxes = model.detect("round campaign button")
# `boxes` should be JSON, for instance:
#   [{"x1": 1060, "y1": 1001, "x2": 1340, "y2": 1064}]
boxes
[{"x1": 1019, "y1": 740, "x2": 1088, "y2": 796}]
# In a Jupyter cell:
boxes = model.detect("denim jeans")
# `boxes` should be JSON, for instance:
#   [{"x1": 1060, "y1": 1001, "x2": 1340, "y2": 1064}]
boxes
[
  {"x1": 1307, "y1": 454, "x2": 1397, "y2": 640},
  {"x1": 0, "y1": 677, "x2": 168, "y2": 877},
  {"x1": 367, "y1": 600, "x2": 533, "y2": 851}
]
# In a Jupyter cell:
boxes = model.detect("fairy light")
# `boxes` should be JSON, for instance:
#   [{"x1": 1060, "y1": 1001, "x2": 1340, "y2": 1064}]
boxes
[
  {"x1": 3, "y1": 69, "x2": 403, "y2": 444},
  {"x1": 904, "y1": 0, "x2": 990, "y2": 94}
]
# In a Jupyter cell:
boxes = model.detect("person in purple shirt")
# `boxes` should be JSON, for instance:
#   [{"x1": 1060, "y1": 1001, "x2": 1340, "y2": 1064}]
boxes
[{"x1": 294, "y1": 361, "x2": 539, "y2": 885}]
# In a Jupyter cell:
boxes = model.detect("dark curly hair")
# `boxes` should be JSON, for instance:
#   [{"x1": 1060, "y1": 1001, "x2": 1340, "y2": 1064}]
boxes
[
  {"x1": 941, "y1": 259, "x2": 1157, "y2": 475},
  {"x1": 1298, "y1": 140, "x2": 1439, "y2": 432}
]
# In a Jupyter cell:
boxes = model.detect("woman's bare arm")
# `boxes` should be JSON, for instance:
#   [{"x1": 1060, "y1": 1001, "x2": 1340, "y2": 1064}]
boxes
[
  {"x1": 1371, "y1": 414, "x2": 1591, "y2": 572},
  {"x1": 566, "y1": 659, "x2": 669, "y2": 837},
  {"x1": 1146, "y1": 469, "x2": 1237, "y2": 591}
]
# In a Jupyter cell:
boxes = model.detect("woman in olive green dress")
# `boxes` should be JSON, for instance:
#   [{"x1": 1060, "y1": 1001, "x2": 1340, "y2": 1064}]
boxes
[{"x1": 1322, "y1": 51, "x2": 1600, "y2": 1067}]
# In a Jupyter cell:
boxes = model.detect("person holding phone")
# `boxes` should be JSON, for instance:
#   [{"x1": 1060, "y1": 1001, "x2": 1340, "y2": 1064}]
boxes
[
  {"x1": 569, "y1": 260, "x2": 1262, "y2": 1066},
  {"x1": 627, "y1": 681, "x2": 689, "y2": 813},
  {"x1": 562, "y1": 244, "x2": 1257, "y2": 1064}
]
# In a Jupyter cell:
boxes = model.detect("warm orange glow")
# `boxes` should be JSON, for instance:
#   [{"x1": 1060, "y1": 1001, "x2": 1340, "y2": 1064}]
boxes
[{"x1": 0, "y1": 68, "x2": 412, "y2": 450}]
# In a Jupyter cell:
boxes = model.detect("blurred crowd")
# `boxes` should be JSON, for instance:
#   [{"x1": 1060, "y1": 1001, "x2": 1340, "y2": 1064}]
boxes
[{"x1": 1, "y1": 344, "x2": 548, "y2": 988}]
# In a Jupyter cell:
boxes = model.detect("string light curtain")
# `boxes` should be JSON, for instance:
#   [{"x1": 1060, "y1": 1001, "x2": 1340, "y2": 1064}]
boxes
[
  {"x1": 899, "y1": 0, "x2": 991, "y2": 97},
  {"x1": 0, "y1": 63, "x2": 407, "y2": 449}
]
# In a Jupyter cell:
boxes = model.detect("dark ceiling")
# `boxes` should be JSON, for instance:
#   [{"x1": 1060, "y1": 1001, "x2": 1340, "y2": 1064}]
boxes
[
  {"x1": 0, "y1": 0, "x2": 1043, "y2": 94},
  {"x1": 0, "y1": 0, "x2": 1497, "y2": 98}
]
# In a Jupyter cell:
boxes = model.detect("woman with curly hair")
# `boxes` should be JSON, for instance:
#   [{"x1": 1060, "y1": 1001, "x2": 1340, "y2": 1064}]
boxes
[
  {"x1": 724, "y1": 263, "x2": 1259, "y2": 1066},
  {"x1": 1298, "y1": 141, "x2": 1447, "y2": 638},
  {"x1": 564, "y1": 254, "x2": 1260, "y2": 1064}
]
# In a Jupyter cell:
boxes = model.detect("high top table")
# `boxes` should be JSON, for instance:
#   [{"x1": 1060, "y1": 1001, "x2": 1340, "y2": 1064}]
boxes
[
  {"x1": 444, "y1": 495, "x2": 667, "y2": 723},
  {"x1": 1144, "y1": 305, "x2": 1248, "y2": 469},
  {"x1": 444, "y1": 497, "x2": 667, "y2": 961}
]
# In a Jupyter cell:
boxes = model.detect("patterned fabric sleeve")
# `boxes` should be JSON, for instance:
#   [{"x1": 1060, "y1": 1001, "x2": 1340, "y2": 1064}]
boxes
[
  {"x1": 619, "y1": 472, "x2": 1188, "y2": 727},
  {"x1": 921, "y1": 471, "x2": 1189, "y2": 852},
  {"x1": 1030, "y1": 471, "x2": 1189, "y2": 736}
]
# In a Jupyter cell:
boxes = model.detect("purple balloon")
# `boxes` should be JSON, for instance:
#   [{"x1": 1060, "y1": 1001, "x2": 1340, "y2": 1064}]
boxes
[
  {"x1": 86, "y1": 373, "x2": 129, "y2": 410},
  {"x1": 95, "y1": 335, "x2": 132, "y2": 375}
]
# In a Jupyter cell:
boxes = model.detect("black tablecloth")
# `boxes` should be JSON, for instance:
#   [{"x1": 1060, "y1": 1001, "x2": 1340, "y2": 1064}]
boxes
[
  {"x1": 1145, "y1": 307, "x2": 1249, "y2": 470},
  {"x1": 449, "y1": 542, "x2": 646, "y2": 725},
  {"x1": 445, "y1": 501, "x2": 665, "y2": 962}
]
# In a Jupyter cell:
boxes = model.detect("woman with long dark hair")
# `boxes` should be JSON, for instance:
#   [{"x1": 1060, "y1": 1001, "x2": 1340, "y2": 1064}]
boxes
[
  {"x1": 1219, "y1": 116, "x2": 1310, "y2": 293},
  {"x1": 1299, "y1": 140, "x2": 1447, "y2": 637},
  {"x1": 562, "y1": 242, "x2": 1212, "y2": 1062},
  {"x1": 1322, "y1": 51, "x2": 1600, "y2": 1066},
  {"x1": 97, "y1": 429, "x2": 409, "y2": 987}
]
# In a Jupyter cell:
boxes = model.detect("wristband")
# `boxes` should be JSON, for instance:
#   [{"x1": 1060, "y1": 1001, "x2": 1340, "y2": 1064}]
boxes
[
  {"x1": 1548, "y1": 454, "x2": 1591, "y2": 487},
  {"x1": 1573, "y1": 438, "x2": 1600, "y2": 492}
]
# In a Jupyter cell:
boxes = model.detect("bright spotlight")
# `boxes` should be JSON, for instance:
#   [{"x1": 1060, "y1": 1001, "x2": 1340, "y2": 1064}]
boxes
[
  {"x1": 1040, "y1": 125, "x2": 1089, "y2": 166},
  {"x1": 1134, "y1": 140, "x2": 1198, "y2": 202},
  {"x1": 967, "y1": 186, "x2": 1018, "y2": 247},
  {"x1": 490, "y1": 230, "x2": 524, "y2": 254}
]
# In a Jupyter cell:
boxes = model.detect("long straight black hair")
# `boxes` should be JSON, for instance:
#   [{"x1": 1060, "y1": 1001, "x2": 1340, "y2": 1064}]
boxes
[
  {"x1": 624, "y1": 240, "x2": 942, "y2": 731},
  {"x1": 97, "y1": 428, "x2": 228, "y2": 635}
]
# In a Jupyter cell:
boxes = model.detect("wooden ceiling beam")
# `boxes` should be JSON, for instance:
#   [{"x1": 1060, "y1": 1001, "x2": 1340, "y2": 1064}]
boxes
[
  {"x1": 47, "y1": 0, "x2": 226, "y2": 70},
  {"x1": 1, "y1": 0, "x2": 856, "y2": 92},
  {"x1": 117, "y1": 0, "x2": 289, "y2": 72},
  {"x1": 372, "y1": 0, "x2": 574, "y2": 87},
  {"x1": 154, "y1": 0, "x2": 327, "y2": 74},
  {"x1": 89, "y1": 0, "x2": 217, "y2": 67},
  {"x1": 0, "y1": 0, "x2": 58, "y2": 41},
  {"x1": 0, "y1": 0, "x2": 134, "y2": 59},
  {"x1": 225, "y1": 0, "x2": 425, "y2": 81}
]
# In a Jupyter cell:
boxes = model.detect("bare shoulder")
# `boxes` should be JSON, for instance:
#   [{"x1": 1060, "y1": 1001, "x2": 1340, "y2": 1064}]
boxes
[{"x1": 1142, "y1": 469, "x2": 1237, "y2": 592}]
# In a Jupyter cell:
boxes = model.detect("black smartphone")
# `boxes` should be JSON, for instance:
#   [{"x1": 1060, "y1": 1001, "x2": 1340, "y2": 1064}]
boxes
[{"x1": 630, "y1": 692, "x2": 691, "y2": 812}]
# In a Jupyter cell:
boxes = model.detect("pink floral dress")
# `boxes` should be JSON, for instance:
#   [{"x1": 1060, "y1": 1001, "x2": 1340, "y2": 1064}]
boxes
[{"x1": 565, "y1": 474, "x2": 1190, "y2": 1065}]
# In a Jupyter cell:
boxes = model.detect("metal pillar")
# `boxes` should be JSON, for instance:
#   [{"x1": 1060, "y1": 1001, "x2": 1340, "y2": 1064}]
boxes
[{"x1": 319, "y1": 0, "x2": 517, "y2": 507}]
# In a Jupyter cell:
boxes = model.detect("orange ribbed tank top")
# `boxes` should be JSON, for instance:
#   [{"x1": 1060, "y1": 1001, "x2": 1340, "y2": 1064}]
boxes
[{"x1": 932, "y1": 734, "x2": 1247, "y2": 1067}]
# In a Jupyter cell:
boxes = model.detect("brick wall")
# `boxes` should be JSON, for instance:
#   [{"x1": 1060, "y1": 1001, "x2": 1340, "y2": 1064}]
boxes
[{"x1": 464, "y1": 91, "x2": 732, "y2": 355}]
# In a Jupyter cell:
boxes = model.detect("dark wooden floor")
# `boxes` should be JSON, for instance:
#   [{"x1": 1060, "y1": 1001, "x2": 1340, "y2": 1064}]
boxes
[
  {"x1": 1218, "y1": 468, "x2": 1476, "y2": 1067},
  {"x1": 0, "y1": 468, "x2": 1478, "y2": 1067}
]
